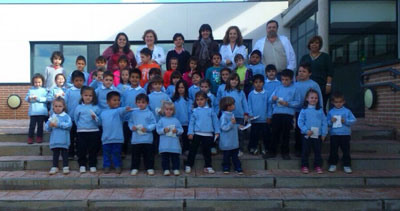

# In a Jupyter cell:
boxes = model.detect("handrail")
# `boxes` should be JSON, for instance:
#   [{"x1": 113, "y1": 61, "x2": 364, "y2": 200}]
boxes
[
  {"x1": 361, "y1": 82, "x2": 400, "y2": 92},
  {"x1": 360, "y1": 67, "x2": 400, "y2": 92},
  {"x1": 361, "y1": 67, "x2": 400, "y2": 81}
]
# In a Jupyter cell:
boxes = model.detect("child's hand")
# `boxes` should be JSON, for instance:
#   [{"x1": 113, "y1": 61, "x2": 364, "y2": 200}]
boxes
[
  {"x1": 172, "y1": 128, "x2": 177, "y2": 133},
  {"x1": 214, "y1": 133, "x2": 220, "y2": 139},
  {"x1": 226, "y1": 59, "x2": 232, "y2": 65},
  {"x1": 188, "y1": 135, "x2": 193, "y2": 140},
  {"x1": 244, "y1": 115, "x2": 249, "y2": 122},
  {"x1": 238, "y1": 125, "x2": 244, "y2": 129},
  {"x1": 267, "y1": 118, "x2": 272, "y2": 124},
  {"x1": 62, "y1": 92, "x2": 65, "y2": 96},
  {"x1": 132, "y1": 126, "x2": 137, "y2": 131},
  {"x1": 50, "y1": 122, "x2": 57, "y2": 128},
  {"x1": 231, "y1": 117, "x2": 236, "y2": 124},
  {"x1": 279, "y1": 101, "x2": 288, "y2": 106},
  {"x1": 91, "y1": 113, "x2": 96, "y2": 120},
  {"x1": 126, "y1": 106, "x2": 132, "y2": 111},
  {"x1": 341, "y1": 118, "x2": 345, "y2": 123},
  {"x1": 321, "y1": 136, "x2": 326, "y2": 141},
  {"x1": 331, "y1": 117, "x2": 337, "y2": 122},
  {"x1": 141, "y1": 127, "x2": 146, "y2": 133},
  {"x1": 272, "y1": 96, "x2": 278, "y2": 101},
  {"x1": 307, "y1": 130, "x2": 313, "y2": 137},
  {"x1": 164, "y1": 128, "x2": 170, "y2": 133}
]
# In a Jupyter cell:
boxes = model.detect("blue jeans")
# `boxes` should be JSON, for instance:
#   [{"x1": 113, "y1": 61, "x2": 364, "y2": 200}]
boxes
[{"x1": 103, "y1": 143, "x2": 122, "y2": 168}]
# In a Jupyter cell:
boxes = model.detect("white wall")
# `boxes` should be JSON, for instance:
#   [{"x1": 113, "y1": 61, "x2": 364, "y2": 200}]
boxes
[{"x1": 0, "y1": 2, "x2": 288, "y2": 83}]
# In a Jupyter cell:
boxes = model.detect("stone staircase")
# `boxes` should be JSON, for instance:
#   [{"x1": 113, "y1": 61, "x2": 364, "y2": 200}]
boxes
[{"x1": 0, "y1": 120, "x2": 399, "y2": 210}]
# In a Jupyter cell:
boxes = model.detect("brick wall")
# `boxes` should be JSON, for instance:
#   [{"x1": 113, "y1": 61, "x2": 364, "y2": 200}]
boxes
[
  {"x1": 363, "y1": 63, "x2": 400, "y2": 137},
  {"x1": 0, "y1": 85, "x2": 30, "y2": 119}
]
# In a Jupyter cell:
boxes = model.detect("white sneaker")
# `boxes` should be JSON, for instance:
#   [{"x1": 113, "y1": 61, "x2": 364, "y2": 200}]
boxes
[
  {"x1": 147, "y1": 169, "x2": 155, "y2": 176},
  {"x1": 49, "y1": 167, "x2": 58, "y2": 175},
  {"x1": 130, "y1": 169, "x2": 138, "y2": 176},
  {"x1": 173, "y1": 170, "x2": 180, "y2": 176},
  {"x1": 163, "y1": 170, "x2": 170, "y2": 176},
  {"x1": 238, "y1": 150, "x2": 244, "y2": 157},
  {"x1": 328, "y1": 165, "x2": 337, "y2": 172},
  {"x1": 79, "y1": 166, "x2": 86, "y2": 173},
  {"x1": 185, "y1": 166, "x2": 191, "y2": 174},
  {"x1": 343, "y1": 166, "x2": 353, "y2": 174},
  {"x1": 62, "y1": 167, "x2": 70, "y2": 174},
  {"x1": 89, "y1": 167, "x2": 97, "y2": 173},
  {"x1": 211, "y1": 147, "x2": 218, "y2": 155},
  {"x1": 204, "y1": 167, "x2": 215, "y2": 174}
]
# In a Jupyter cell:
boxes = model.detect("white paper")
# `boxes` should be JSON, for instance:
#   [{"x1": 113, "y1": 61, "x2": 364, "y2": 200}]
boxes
[
  {"x1": 136, "y1": 124, "x2": 145, "y2": 135},
  {"x1": 49, "y1": 114, "x2": 58, "y2": 124},
  {"x1": 239, "y1": 123, "x2": 252, "y2": 131},
  {"x1": 166, "y1": 125, "x2": 176, "y2": 137},
  {"x1": 332, "y1": 115, "x2": 342, "y2": 128},
  {"x1": 90, "y1": 110, "x2": 98, "y2": 121},
  {"x1": 155, "y1": 107, "x2": 161, "y2": 115},
  {"x1": 248, "y1": 116, "x2": 259, "y2": 121},
  {"x1": 310, "y1": 127, "x2": 319, "y2": 139},
  {"x1": 277, "y1": 97, "x2": 284, "y2": 107}
]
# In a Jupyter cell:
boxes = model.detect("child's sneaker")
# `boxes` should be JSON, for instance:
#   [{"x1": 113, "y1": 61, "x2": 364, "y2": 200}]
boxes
[
  {"x1": 203, "y1": 167, "x2": 215, "y2": 174},
  {"x1": 235, "y1": 168, "x2": 244, "y2": 175},
  {"x1": 223, "y1": 168, "x2": 230, "y2": 174},
  {"x1": 211, "y1": 147, "x2": 218, "y2": 155},
  {"x1": 49, "y1": 167, "x2": 58, "y2": 175},
  {"x1": 328, "y1": 165, "x2": 337, "y2": 173},
  {"x1": 62, "y1": 167, "x2": 70, "y2": 174},
  {"x1": 185, "y1": 166, "x2": 191, "y2": 174},
  {"x1": 147, "y1": 169, "x2": 155, "y2": 176},
  {"x1": 103, "y1": 167, "x2": 110, "y2": 174},
  {"x1": 173, "y1": 170, "x2": 180, "y2": 176},
  {"x1": 115, "y1": 167, "x2": 122, "y2": 174},
  {"x1": 130, "y1": 169, "x2": 138, "y2": 176},
  {"x1": 163, "y1": 170, "x2": 170, "y2": 176},
  {"x1": 27, "y1": 137, "x2": 34, "y2": 144},
  {"x1": 343, "y1": 166, "x2": 353, "y2": 174},
  {"x1": 89, "y1": 167, "x2": 97, "y2": 173},
  {"x1": 79, "y1": 166, "x2": 86, "y2": 173},
  {"x1": 238, "y1": 150, "x2": 244, "y2": 157},
  {"x1": 301, "y1": 166, "x2": 309, "y2": 174},
  {"x1": 36, "y1": 137, "x2": 43, "y2": 143},
  {"x1": 315, "y1": 166, "x2": 323, "y2": 174}
]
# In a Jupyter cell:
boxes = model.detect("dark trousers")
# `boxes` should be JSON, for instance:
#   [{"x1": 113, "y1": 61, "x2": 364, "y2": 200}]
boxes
[
  {"x1": 301, "y1": 136, "x2": 322, "y2": 168},
  {"x1": 186, "y1": 135, "x2": 213, "y2": 168},
  {"x1": 102, "y1": 143, "x2": 122, "y2": 168},
  {"x1": 321, "y1": 86, "x2": 330, "y2": 114},
  {"x1": 131, "y1": 143, "x2": 154, "y2": 170},
  {"x1": 236, "y1": 118, "x2": 245, "y2": 150},
  {"x1": 271, "y1": 114, "x2": 293, "y2": 155},
  {"x1": 181, "y1": 126, "x2": 190, "y2": 153},
  {"x1": 122, "y1": 122, "x2": 131, "y2": 155},
  {"x1": 52, "y1": 148, "x2": 68, "y2": 167},
  {"x1": 328, "y1": 135, "x2": 351, "y2": 167},
  {"x1": 222, "y1": 148, "x2": 242, "y2": 171},
  {"x1": 295, "y1": 112, "x2": 302, "y2": 153},
  {"x1": 28, "y1": 115, "x2": 46, "y2": 138},
  {"x1": 77, "y1": 131, "x2": 101, "y2": 167},
  {"x1": 161, "y1": 152, "x2": 180, "y2": 170},
  {"x1": 68, "y1": 122, "x2": 77, "y2": 157},
  {"x1": 248, "y1": 123, "x2": 270, "y2": 151},
  {"x1": 152, "y1": 131, "x2": 160, "y2": 154}
]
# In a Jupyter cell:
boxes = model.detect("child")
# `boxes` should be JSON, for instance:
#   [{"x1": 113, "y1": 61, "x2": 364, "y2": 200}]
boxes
[
  {"x1": 89, "y1": 68, "x2": 104, "y2": 90},
  {"x1": 129, "y1": 93, "x2": 156, "y2": 176},
  {"x1": 247, "y1": 74, "x2": 272, "y2": 155},
  {"x1": 216, "y1": 68, "x2": 231, "y2": 103},
  {"x1": 67, "y1": 56, "x2": 89, "y2": 87},
  {"x1": 117, "y1": 68, "x2": 130, "y2": 92},
  {"x1": 327, "y1": 92, "x2": 357, "y2": 174},
  {"x1": 44, "y1": 51, "x2": 65, "y2": 89},
  {"x1": 267, "y1": 69, "x2": 300, "y2": 160},
  {"x1": 64, "y1": 71, "x2": 85, "y2": 159},
  {"x1": 294, "y1": 63, "x2": 323, "y2": 157},
  {"x1": 188, "y1": 71, "x2": 202, "y2": 101},
  {"x1": 74, "y1": 86, "x2": 102, "y2": 173},
  {"x1": 182, "y1": 57, "x2": 200, "y2": 87},
  {"x1": 164, "y1": 57, "x2": 179, "y2": 88},
  {"x1": 219, "y1": 96, "x2": 243, "y2": 174},
  {"x1": 185, "y1": 91, "x2": 220, "y2": 174},
  {"x1": 297, "y1": 89, "x2": 327, "y2": 174},
  {"x1": 95, "y1": 71, "x2": 120, "y2": 110},
  {"x1": 114, "y1": 55, "x2": 129, "y2": 86},
  {"x1": 200, "y1": 79, "x2": 219, "y2": 117},
  {"x1": 25, "y1": 73, "x2": 48, "y2": 144},
  {"x1": 166, "y1": 71, "x2": 182, "y2": 98},
  {"x1": 234, "y1": 54, "x2": 252, "y2": 96},
  {"x1": 143, "y1": 68, "x2": 165, "y2": 92},
  {"x1": 221, "y1": 73, "x2": 249, "y2": 156},
  {"x1": 47, "y1": 73, "x2": 67, "y2": 114},
  {"x1": 138, "y1": 48, "x2": 161, "y2": 87},
  {"x1": 205, "y1": 52, "x2": 222, "y2": 95},
  {"x1": 247, "y1": 50, "x2": 265, "y2": 77},
  {"x1": 88, "y1": 56, "x2": 107, "y2": 85},
  {"x1": 156, "y1": 101, "x2": 184, "y2": 176},
  {"x1": 100, "y1": 91, "x2": 131, "y2": 174},
  {"x1": 172, "y1": 80, "x2": 191, "y2": 155},
  {"x1": 264, "y1": 64, "x2": 281, "y2": 96},
  {"x1": 45, "y1": 97, "x2": 72, "y2": 175}
]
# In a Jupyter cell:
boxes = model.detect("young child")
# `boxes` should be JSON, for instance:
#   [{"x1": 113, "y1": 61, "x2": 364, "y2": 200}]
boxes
[
  {"x1": 294, "y1": 63, "x2": 323, "y2": 157},
  {"x1": 234, "y1": 54, "x2": 252, "y2": 96},
  {"x1": 247, "y1": 50, "x2": 265, "y2": 77},
  {"x1": 182, "y1": 57, "x2": 199, "y2": 87},
  {"x1": 47, "y1": 73, "x2": 67, "y2": 114},
  {"x1": 113, "y1": 55, "x2": 129, "y2": 87},
  {"x1": 221, "y1": 73, "x2": 249, "y2": 156},
  {"x1": 88, "y1": 56, "x2": 107, "y2": 85},
  {"x1": 89, "y1": 68, "x2": 104, "y2": 90},
  {"x1": 164, "y1": 57, "x2": 179, "y2": 88},
  {"x1": 247, "y1": 74, "x2": 272, "y2": 155},
  {"x1": 172, "y1": 80, "x2": 191, "y2": 155},
  {"x1": 45, "y1": 97, "x2": 72, "y2": 175},
  {"x1": 327, "y1": 92, "x2": 357, "y2": 174},
  {"x1": 297, "y1": 89, "x2": 327, "y2": 174},
  {"x1": 219, "y1": 96, "x2": 243, "y2": 174},
  {"x1": 95, "y1": 71, "x2": 120, "y2": 110},
  {"x1": 216, "y1": 68, "x2": 231, "y2": 103},
  {"x1": 200, "y1": 79, "x2": 218, "y2": 115},
  {"x1": 117, "y1": 68, "x2": 130, "y2": 92},
  {"x1": 205, "y1": 52, "x2": 222, "y2": 95},
  {"x1": 129, "y1": 93, "x2": 156, "y2": 176},
  {"x1": 138, "y1": 48, "x2": 161, "y2": 87},
  {"x1": 143, "y1": 68, "x2": 165, "y2": 92},
  {"x1": 156, "y1": 101, "x2": 184, "y2": 176},
  {"x1": 26, "y1": 73, "x2": 48, "y2": 144},
  {"x1": 188, "y1": 71, "x2": 202, "y2": 101},
  {"x1": 166, "y1": 71, "x2": 182, "y2": 98},
  {"x1": 185, "y1": 91, "x2": 220, "y2": 174},
  {"x1": 64, "y1": 71, "x2": 85, "y2": 159},
  {"x1": 267, "y1": 69, "x2": 300, "y2": 160},
  {"x1": 264, "y1": 64, "x2": 281, "y2": 96},
  {"x1": 100, "y1": 91, "x2": 131, "y2": 174},
  {"x1": 74, "y1": 86, "x2": 101, "y2": 173},
  {"x1": 44, "y1": 51, "x2": 65, "y2": 89},
  {"x1": 67, "y1": 56, "x2": 89, "y2": 87}
]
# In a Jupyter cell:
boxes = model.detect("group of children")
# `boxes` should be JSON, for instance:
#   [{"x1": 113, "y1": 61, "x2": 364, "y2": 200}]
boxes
[{"x1": 26, "y1": 48, "x2": 356, "y2": 176}]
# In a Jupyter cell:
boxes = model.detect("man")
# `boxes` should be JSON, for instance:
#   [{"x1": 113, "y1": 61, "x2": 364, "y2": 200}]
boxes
[{"x1": 253, "y1": 20, "x2": 296, "y2": 76}]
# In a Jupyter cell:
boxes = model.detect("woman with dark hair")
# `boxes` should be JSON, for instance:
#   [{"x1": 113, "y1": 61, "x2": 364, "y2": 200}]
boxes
[
  {"x1": 220, "y1": 26, "x2": 247, "y2": 70},
  {"x1": 102, "y1": 32, "x2": 137, "y2": 71},
  {"x1": 135, "y1": 29, "x2": 166, "y2": 66},
  {"x1": 191, "y1": 24, "x2": 220, "y2": 73}
]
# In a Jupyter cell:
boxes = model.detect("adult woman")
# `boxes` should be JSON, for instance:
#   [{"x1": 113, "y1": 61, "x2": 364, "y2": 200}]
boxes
[
  {"x1": 102, "y1": 32, "x2": 137, "y2": 71},
  {"x1": 191, "y1": 24, "x2": 219, "y2": 73},
  {"x1": 219, "y1": 26, "x2": 247, "y2": 70},
  {"x1": 135, "y1": 29, "x2": 166, "y2": 66},
  {"x1": 299, "y1": 35, "x2": 333, "y2": 111}
]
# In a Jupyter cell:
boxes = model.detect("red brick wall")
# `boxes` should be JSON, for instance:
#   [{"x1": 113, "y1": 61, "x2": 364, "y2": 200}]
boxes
[
  {"x1": 0, "y1": 85, "x2": 30, "y2": 119},
  {"x1": 363, "y1": 63, "x2": 400, "y2": 137}
]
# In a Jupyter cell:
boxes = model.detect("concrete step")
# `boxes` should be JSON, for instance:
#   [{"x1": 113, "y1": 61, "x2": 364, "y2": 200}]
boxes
[
  {"x1": 0, "y1": 169, "x2": 399, "y2": 190},
  {"x1": 0, "y1": 187, "x2": 400, "y2": 210}
]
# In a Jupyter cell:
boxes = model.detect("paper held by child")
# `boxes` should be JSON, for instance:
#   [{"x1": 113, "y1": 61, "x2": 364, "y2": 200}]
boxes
[
  {"x1": 277, "y1": 97, "x2": 284, "y2": 107},
  {"x1": 136, "y1": 124, "x2": 145, "y2": 135},
  {"x1": 90, "y1": 110, "x2": 98, "y2": 121},
  {"x1": 248, "y1": 116, "x2": 259, "y2": 121},
  {"x1": 166, "y1": 125, "x2": 176, "y2": 137},
  {"x1": 332, "y1": 115, "x2": 342, "y2": 128},
  {"x1": 48, "y1": 114, "x2": 58, "y2": 124},
  {"x1": 239, "y1": 123, "x2": 252, "y2": 131}
]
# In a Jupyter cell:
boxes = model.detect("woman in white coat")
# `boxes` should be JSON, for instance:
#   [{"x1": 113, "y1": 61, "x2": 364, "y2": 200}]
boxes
[
  {"x1": 135, "y1": 29, "x2": 166, "y2": 66},
  {"x1": 219, "y1": 26, "x2": 247, "y2": 70}
]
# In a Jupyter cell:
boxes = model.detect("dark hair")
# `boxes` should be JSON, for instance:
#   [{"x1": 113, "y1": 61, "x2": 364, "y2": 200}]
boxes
[
  {"x1": 266, "y1": 20, "x2": 279, "y2": 29},
  {"x1": 142, "y1": 29, "x2": 158, "y2": 43},
  {"x1": 96, "y1": 56, "x2": 106, "y2": 63},
  {"x1": 250, "y1": 50, "x2": 262, "y2": 58},
  {"x1": 106, "y1": 91, "x2": 120, "y2": 101},
  {"x1": 112, "y1": 32, "x2": 131, "y2": 54},
  {"x1": 92, "y1": 71, "x2": 98, "y2": 78},
  {"x1": 129, "y1": 68, "x2": 142, "y2": 79},
  {"x1": 265, "y1": 64, "x2": 277, "y2": 72},
  {"x1": 193, "y1": 91, "x2": 211, "y2": 108},
  {"x1": 299, "y1": 63, "x2": 312, "y2": 73},
  {"x1": 136, "y1": 93, "x2": 149, "y2": 103},
  {"x1": 200, "y1": 79, "x2": 212, "y2": 90},
  {"x1": 120, "y1": 68, "x2": 130, "y2": 84},
  {"x1": 219, "y1": 96, "x2": 235, "y2": 112},
  {"x1": 118, "y1": 55, "x2": 128, "y2": 64},
  {"x1": 50, "y1": 51, "x2": 64, "y2": 65},
  {"x1": 211, "y1": 52, "x2": 222, "y2": 59},
  {"x1": 303, "y1": 89, "x2": 321, "y2": 110},
  {"x1": 140, "y1": 48, "x2": 152, "y2": 58},
  {"x1": 253, "y1": 74, "x2": 265, "y2": 83},
  {"x1": 53, "y1": 97, "x2": 66, "y2": 112},
  {"x1": 331, "y1": 91, "x2": 345, "y2": 101},
  {"x1": 103, "y1": 71, "x2": 114, "y2": 79},
  {"x1": 234, "y1": 54, "x2": 244, "y2": 63},
  {"x1": 80, "y1": 86, "x2": 98, "y2": 105},
  {"x1": 31, "y1": 73, "x2": 45, "y2": 86},
  {"x1": 281, "y1": 69, "x2": 294, "y2": 79},
  {"x1": 76, "y1": 55, "x2": 86, "y2": 64},
  {"x1": 173, "y1": 33, "x2": 185, "y2": 41},
  {"x1": 170, "y1": 71, "x2": 182, "y2": 85},
  {"x1": 149, "y1": 68, "x2": 161, "y2": 76},
  {"x1": 220, "y1": 68, "x2": 231, "y2": 84},
  {"x1": 172, "y1": 80, "x2": 189, "y2": 102},
  {"x1": 198, "y1": 24, "x2": 214, "y2": 40},
  {"x1": 191, "y1": 71, "x2": 202, "y2": 79},
  {"x1": 54, "y1": 73, "x2": 66, "y2": 83},
  {"x1": 225, "y1": 73, "x2": 241, "y2": 92},
  {"x1": 169, "y1": 57, "x2": 179, "y2": 69},
  {"x1": 147, "y1": 75, "x2": 163, "y2": 94},
  {"x1": 71, "y1": 70, "x2": 85, "y2": 82},
  {"x1": 307, "y1": 35, "x2": 323, "y2": 50},
  {"x1": 222, "y1": 26, "x2": 243, "y2": 46}
]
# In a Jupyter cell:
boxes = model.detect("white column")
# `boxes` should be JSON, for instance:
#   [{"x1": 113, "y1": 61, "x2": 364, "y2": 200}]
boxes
[{"x1": 317, "y1": 0, "x2": 329, "y2": 53}]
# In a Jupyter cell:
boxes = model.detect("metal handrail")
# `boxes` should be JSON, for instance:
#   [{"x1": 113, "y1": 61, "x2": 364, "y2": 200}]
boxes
[
  {"x1": 361, "y1": 82, "x2": 400, "y2": 92},
  {"x1": 361, "y1": 67, "x2": 400, "y2": 81},
  {"x1": 360, "y1": 67, "x2": 400, "y2": 92}
]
